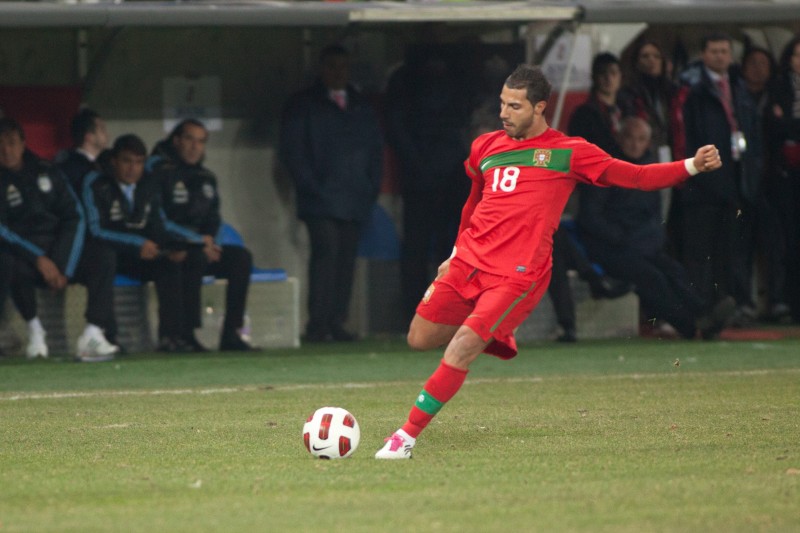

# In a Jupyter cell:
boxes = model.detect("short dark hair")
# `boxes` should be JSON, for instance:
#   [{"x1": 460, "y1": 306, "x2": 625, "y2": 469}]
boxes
[
  {"x1": 168, "y1": 118, "x2": 207, "y2": 142},
  {"x1": 111, "y1": 134, "x2": 146, "y2": 158},
  {"x1": 319, "y1": 44, "x2": 349, "y2": 64},
  {"x1": 70, "y1": 108, "x2": 100, "y2": 147},
  {"x1": 779, "y1": 35, "x2": 800, "y2": 75},
  {"x1": 592, "y1": 52, "x2": 620, "y2": 76},
  {"x1": 0, "y1": 117, "x2": 25, "y2": 140},
  {"x1": 742, "y1": 46, "x2": 776, "y2": 78},
  {"x1": 504, "y1": 64, "x2": 552, "y2": 105},
  {"x1": 702, "y1": 32, "x2": 733, "y2": 51},
  {"x1": 591, "y1": 52, "x2": 621, "y2": 92}
]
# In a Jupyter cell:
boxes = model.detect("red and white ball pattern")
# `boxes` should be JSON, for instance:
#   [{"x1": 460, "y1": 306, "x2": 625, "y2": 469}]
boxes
[{"x1": 302, "y1": 407, "x2": 360, "y2": 459}]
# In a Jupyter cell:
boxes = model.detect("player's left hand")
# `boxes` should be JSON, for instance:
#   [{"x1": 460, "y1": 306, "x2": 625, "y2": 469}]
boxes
[
  {"x1": 693, "y1": 145, "x2": 722, "y2": 173},
  {"x1": 167, "y1": 250, "x2": 187, "y2": 263},
  {"x1": 202, "y1": 235, "x2": 222, "y2": 262},
  {"x1": 36, "y1": 255, "x2": 67, "y2": 290}
]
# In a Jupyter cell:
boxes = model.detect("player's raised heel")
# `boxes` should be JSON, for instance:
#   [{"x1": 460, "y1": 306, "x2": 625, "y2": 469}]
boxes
[{"x1": 375, "y1": 431, "x2": 414, "y2": 460}]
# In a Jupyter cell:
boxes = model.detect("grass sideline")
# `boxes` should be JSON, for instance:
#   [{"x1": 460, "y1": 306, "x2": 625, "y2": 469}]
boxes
[{"x1": 1, "y1": 338, "x2": 799, "y2": 532}]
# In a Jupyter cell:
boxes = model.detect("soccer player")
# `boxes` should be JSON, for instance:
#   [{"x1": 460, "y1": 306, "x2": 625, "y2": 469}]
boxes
[{"x1": 375, "y1": 64, "x2": 723, "y2": 460}]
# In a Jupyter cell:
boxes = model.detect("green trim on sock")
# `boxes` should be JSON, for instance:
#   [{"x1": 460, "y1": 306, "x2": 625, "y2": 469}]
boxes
[{"x1": 415, "y1": 389, "x2": 444, "y2": 416}]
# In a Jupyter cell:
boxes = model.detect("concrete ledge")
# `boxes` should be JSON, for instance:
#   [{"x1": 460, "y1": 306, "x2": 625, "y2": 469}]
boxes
[
  {"x1": 516, "y1": 273, "x2": 639, "y2": 341},
  {"x1": 174, "y1": 277, "x2": 301, "y2": 350},
  {"x1": 0, "y1": 276, "x2": 300, "y2": 356}
]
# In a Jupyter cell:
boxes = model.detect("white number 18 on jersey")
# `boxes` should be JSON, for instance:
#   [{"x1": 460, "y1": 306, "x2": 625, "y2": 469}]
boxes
[{"x1": 491, "y1": 167, "x2": 519, "y2": 192}]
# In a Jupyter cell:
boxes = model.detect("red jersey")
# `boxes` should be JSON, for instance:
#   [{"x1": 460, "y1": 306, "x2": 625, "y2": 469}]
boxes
[{"x1": 456, "y1": 127, "x2": 691, "y2": 282}]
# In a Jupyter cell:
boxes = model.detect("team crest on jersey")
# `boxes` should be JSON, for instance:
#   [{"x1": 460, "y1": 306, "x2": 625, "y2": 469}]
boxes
[
  {"x1": 37, "y1": 174, "x2": 52, "y2": 193},
  {"x1": 110, "y1": 200, "x2": 124, "y2": 221},
  {"x1": 533, "y1": 149, "x2": 552, "y2": 167},
  {"x1": 202, "y1": 183, "x2": 215, "y2": 199},
  {"x1": 173, "y1": 181, "x2": 189, "y2": 204},
  {"x1": 422, "y1": 283, "x2": 435, "y2": 304},
  {"x1": 6, "y1": 184, "x2": 22, "y2": 207}
]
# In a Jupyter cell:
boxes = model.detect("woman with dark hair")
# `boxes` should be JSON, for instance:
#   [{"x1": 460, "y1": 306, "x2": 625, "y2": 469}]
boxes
[
  {"x1": 568, "y1": 52, "x2": 624, "y2": 158},
  {"x1": 618, "y1": 39, "x2": 679, "y2": 162},
  {"x1": 767, "y1": 35, "x2": 800, "y2": 321}
]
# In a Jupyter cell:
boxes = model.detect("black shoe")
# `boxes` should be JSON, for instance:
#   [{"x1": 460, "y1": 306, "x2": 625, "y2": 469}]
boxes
[
  {"x1": 556, "y1": 328, "x2": 577, "y2": 343},
  {"x1": 220, "y1": 334, "x2": 260, "y2": 352},
  {"x1": 696, "y1": 296, "x2": 736, "y2": 340},
  {"x1": 184, "y1": 335, "x2": 209, "y2": 353},
  {"x1": 157, "y1": 336, "x2": 194, "y2": 353},
  {"x1": 330, "y1": 326, "x2": 356, "y2": 342},
  {"x1": 108, "y1": 341, "x2": 127, "y2": 355},
  {"x1": 589, "y1": 276, "x2": 633, "y2": 299},
  {"x1": 767, "y1": 303, "x2": 792, "y2": 324},
  {"x1": 730, "y1": 305, "x2": 757, "y2": 328},
  {"x1": 302, "y1": 329, "x2": 332, "y2": 343}
]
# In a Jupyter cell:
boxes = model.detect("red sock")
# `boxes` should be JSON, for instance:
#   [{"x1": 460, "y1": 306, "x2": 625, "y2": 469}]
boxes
[{"x1": 401, "y1": 359, "x2": 468, "y2": 438}]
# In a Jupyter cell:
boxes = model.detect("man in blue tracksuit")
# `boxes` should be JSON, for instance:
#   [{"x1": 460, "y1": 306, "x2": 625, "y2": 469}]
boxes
[
  {"x1": 148, "y1": 119, "x2": 256, "y2": 351},
  {"x1": 0, "y1": 118, "x2": 118, "y2": 361},
  {"x1": 82, "y1": 134, "x2": 204, "y2": 353}
]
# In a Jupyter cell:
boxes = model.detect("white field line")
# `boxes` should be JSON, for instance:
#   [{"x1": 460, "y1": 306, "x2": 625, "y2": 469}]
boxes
[{"x1": 1, "y1": 368, "x2": 798, "y2": 402}]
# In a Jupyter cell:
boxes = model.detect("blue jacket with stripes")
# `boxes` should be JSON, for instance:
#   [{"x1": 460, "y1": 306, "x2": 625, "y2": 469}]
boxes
[
  {"x1": 0, "y1": 151, "x2": 84, "y2": 278},
  {"x1": 82, "y1": 169, "x2": 203, "y2": 255}
]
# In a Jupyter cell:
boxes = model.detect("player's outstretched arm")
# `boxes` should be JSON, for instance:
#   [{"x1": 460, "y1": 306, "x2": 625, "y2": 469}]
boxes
[
  {"x1": 691, "y1": 145, "x2": 722, "y2": 173},
  {"x1": 597, "y1": 144, "x2": 723, "y2": 191}
]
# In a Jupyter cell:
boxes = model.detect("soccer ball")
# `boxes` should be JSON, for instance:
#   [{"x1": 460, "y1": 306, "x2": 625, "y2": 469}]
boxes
[{"x1": 302, "y1": 406, "x2": 360, "y2": 459}]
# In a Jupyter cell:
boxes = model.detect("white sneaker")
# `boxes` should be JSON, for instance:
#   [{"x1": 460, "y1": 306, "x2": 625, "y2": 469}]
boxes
[
  {"x1": 375, "y1": 431, "x2": 414, "y2": 460},
  {"x1": 76, "y1": 329, "x2": 118, "y2": 362},
  {"x1": 26, "y1": 331, "x2": 48, "y2": 360}
]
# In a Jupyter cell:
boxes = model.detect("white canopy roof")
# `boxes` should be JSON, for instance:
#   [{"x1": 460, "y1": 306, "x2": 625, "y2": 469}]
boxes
[{"x1": 0, "y1": 0, "x2": 798, "y2": 28}]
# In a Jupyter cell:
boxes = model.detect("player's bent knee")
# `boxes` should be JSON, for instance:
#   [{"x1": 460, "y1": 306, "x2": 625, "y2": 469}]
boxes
[{"x1": 406, "y1": 329, "x2": 434, "y2": 351}]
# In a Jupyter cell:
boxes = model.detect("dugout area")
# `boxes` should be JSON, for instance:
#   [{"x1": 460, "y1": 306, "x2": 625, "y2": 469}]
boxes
[{"x1": 1, "y1": 0, "x2": 799, "y2": 341}]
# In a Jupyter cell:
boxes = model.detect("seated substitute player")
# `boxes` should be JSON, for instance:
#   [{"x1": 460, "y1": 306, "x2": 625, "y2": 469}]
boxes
[
  {"x1": 147, "y1": 119, "x2": 257, "y2": 351},
  {"x1": 0, "y1": 118, "x2": 118, "y2": 362},
  {"x1": 83, "y1": 134, "x2": 204, "y2": 353},
  {"x1": 56, "y1": 108, "x2": 109, "y2": 192},
  {"x1": 374, "y1": 64, "x2": 724, "y2": 460}
]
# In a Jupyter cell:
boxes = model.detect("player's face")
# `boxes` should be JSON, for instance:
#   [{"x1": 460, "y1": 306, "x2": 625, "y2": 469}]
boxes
[
  {"x1": 173, "y1": 123, "x2": 208, "y2": 166},
  {"x1": 499, "y1": 85, "x2": 547, "y2": 141},
  {"x1": 112, "y1": 150, "x2": 146, "y2": 185},
  {"x1": 0, "y1": 131, "x2": 25, "y2": 172},
  {"x1": 702, "y1": 40, "x2": 732, "y2": 75}
]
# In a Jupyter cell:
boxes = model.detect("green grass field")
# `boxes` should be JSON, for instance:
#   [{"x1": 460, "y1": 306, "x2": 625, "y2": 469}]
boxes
[{"x1": 1, "y1": 337, "x2": 798, "y2": 532}]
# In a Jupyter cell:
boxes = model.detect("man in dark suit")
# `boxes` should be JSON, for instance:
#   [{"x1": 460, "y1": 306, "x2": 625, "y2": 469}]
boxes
[
  {"x1": 280, "y1": 45, "x2": 383, "y2": 342},
  {"x1": 676, "y1": 33, "x2": 758, "y2": 321}
]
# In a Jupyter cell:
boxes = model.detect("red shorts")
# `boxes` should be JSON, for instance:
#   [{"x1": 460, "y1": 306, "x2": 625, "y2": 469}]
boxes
[{"x1": 416, "y1": 257, "x2": 550, "y2": 359}]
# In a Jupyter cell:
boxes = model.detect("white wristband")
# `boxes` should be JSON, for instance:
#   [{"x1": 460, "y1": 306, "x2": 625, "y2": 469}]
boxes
[
  {"x1": 450, "y1": 246, "x2": 457, "y2": 259},
  {"x1": 684, "y1": 158, "x2": 700, "y2": 176}
]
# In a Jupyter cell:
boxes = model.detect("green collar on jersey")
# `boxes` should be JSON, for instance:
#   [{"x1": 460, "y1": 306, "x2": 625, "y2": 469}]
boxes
[{"x1": 479, "y1": 148, "x2": 572, "y2": 173}]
